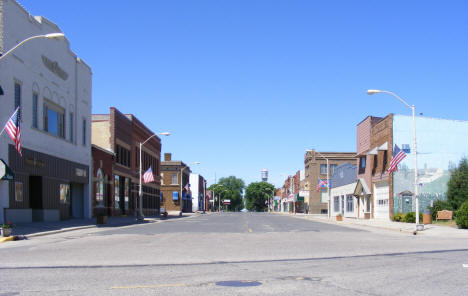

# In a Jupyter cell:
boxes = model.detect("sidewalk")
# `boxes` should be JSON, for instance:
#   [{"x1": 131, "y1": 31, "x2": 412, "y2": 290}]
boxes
[
  {"x1": 5, "y1": 212, "x2": 198, "y2": 239},
  {"x1": 287, "y1": 213, "x2": 468, "y2": 238}
]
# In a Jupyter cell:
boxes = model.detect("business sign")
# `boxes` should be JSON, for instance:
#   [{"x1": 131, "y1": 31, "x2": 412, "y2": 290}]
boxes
[
  {"x1": 0, "y1": 159, "x2": 14, "y2": 181},
  {"x1": 223, "y1": 199, "x2": 231, "y2": 205}
]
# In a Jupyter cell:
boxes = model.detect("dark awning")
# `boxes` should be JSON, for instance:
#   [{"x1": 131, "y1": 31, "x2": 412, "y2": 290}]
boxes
[
  {"x1": 353, "y1": 178, "x2": 370, "y2": 197},
  {"x1": 0, "y1": 159, "x2": 14, "y2": 180}
]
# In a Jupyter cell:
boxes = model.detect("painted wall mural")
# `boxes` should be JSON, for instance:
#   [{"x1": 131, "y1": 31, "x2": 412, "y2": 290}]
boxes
[{"x1": 392, "y1": 115, "x2": 468, "y2": 213}]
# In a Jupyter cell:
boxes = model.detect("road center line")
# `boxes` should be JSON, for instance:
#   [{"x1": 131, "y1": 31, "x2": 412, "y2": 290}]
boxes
[{"x1": 112, "y1": 283, "x2": 185, "y2": 289}]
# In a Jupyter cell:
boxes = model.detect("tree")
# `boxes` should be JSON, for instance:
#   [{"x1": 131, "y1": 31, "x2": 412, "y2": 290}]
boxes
[
  {"x1": 447, "y1": 158, "x2": 468, "y2": 210},
  {"x1": 209, "y1": 176, "x2": 245, "y2": 211},
  {"x1": 245, "y1": 182, "x2": 276, "y2": 212}
]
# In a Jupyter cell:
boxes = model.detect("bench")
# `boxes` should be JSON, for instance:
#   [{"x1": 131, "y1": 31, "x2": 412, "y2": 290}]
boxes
[{"x1": 436, "y1": 210, "x2": 453, "y2": 221}]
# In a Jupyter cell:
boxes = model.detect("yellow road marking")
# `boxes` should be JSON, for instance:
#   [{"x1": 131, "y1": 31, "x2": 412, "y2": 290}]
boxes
[
  {"x1": 248, "y1": 228, "x2": 252, "y2": 232},
  {"x1": 296, "y1": 277, "x2": 304, "y2": 280},
  {"x1": 112, "y1": 283, "x2": 185, "y2": 289}
]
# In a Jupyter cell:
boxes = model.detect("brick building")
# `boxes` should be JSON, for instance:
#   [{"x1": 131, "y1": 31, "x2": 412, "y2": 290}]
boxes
[
  {"x1": 92, "y1": 107, "x2": 162, "y2": 217},
  {"x1": 160, "y1": 153, "x2": 192, "y2": 213},
  {"x1": 91, "y1": 145, "x2": 114, "y2": 216},
  {"x1": 304, "y1": 150, "x2": 356, "y2": 214}
]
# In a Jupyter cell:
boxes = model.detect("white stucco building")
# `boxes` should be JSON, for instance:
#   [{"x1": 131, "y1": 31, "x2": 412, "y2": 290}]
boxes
[
  {"x1": 0, "y1": 0, "x2": 92, "y2": 223},
  {"x1": 189, "y1": 173, "x2": 206, "y2": 212}
]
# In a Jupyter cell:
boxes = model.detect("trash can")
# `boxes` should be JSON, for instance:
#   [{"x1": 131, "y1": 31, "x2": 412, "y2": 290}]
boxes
[{"x1": 423, "y1": 212, "x2": 431, "y2": 225}]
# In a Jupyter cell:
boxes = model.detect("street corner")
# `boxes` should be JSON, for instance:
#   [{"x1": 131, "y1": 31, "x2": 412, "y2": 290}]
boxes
[{"x1": 0, "y1": 236, "x2": 18, "y2": 243}]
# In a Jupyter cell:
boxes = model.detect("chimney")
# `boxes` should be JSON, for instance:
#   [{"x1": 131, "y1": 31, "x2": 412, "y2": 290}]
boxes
[{"x1": 164, "y1": 153, "x2": 172, "y2": 161}]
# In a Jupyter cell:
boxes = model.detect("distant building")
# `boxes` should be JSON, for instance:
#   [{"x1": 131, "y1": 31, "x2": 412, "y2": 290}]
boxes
[
  {"x1": 190, "y1": 173, "x2": 207, "y2": 212},
  {"x1": 92, "y1": 107, "x2": 162, "y2": 217},
  {"x1": 160, "y1": 153, "x2": 191, "y2": 212},
  {"x1": 304, "y1": 150, "x2": 356, "y2": 214},
  {"x1": 0, "y1": 0, "x2": 92, "y2": 223}
]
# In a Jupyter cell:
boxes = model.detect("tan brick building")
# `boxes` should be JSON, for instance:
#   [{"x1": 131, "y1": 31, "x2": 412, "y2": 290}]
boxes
[
  {"x1": 304, "y1": 150, "x2": 356, "y2": 214},
  {"x1": 160, "y1": 153, "x2": 192, "y2": 212}
]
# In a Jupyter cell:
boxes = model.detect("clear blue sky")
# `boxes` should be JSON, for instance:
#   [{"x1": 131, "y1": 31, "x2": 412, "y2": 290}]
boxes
[{"x1": 19, "y1": 0, "x2": 468, "y2": 188}]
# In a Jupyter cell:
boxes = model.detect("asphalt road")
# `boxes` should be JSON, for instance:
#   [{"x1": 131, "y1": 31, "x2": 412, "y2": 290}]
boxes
[{"x1": 1, "y1": 212, "x2": 468, "y2": 295}]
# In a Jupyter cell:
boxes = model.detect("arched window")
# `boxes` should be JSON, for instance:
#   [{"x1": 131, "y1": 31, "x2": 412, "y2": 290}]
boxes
[{"x1": 96, "y1": 169, "x2": 104, "y2": 207}]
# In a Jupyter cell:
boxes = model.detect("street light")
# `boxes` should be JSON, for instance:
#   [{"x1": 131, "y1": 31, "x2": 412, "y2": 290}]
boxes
[
  {"x1": 306, "y1": 149, "x2": 331, "y2": 219},
  {"x1": 367, "y1": 89, "x2": 420, "y2": 231},
  {"x1": 0, "y1": 33, "x2": 65, "y2": 62},
  {"x1": 180, "y1": 161, "x2": 200, "y2": 214},
  {"x1": 138, "y1": 132, "x2": 170, "y2": 220}
]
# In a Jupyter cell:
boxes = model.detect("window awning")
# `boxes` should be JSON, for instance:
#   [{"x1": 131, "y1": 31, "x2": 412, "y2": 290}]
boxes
[
  {"x1": 378, "y1": 142, "x2": 388, "y2": 151},
  {"x1": 367, "y1": 147, "x2": 378, "y2": 155},
  {"x1": 0, "y1": 159, "x2": 14, "y2": 181}
]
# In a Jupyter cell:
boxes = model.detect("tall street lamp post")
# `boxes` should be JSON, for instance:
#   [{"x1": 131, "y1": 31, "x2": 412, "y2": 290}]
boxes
[
  {"x1": 367, "y1": 89, "x2": 421, "y2": 231},
  {"x1": 307, "y1": 150, "x2": 331, "y2": 218},
  {"x1": 138, "y1": 132, "x2": 170, "y2": 220},
  {"x1": 0, "y1": 33, "x2": 65, "y2": 61}
]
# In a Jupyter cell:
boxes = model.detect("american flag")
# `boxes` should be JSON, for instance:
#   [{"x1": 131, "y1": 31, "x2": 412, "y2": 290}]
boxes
[
  {"x1": 388, "y1": 144, "x2": 407, "y2": 173},
  {"x1": 143, "y1": 166, "x2": 155, "y2": 183},
  {"x1": 316, "y1": 178, "x2": 328, "y2": 192},
  {"x1": 4, "y1": 107, "x2": 21, "y2": 156}
]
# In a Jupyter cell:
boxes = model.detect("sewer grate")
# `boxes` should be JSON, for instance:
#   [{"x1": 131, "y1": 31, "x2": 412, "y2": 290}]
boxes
[{"x1": 215, "y1": 280, "x2": 262, "y2": 287}]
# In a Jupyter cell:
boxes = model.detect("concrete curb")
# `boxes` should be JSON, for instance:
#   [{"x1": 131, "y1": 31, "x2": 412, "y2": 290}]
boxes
[{"x1": 0, "y1": 236, "x2": 15, "y2": 243}]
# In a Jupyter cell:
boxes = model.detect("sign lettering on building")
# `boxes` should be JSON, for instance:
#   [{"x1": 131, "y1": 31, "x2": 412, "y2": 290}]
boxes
[
  {"x1": 75, "y1": 168, "x2": 87, "y2": 177},
  {"x1": 25, "y1": 157, "x2": 45, "y2": 168},
  {"x1": 42, "y1": 55, "x2": 69, "y2": 80}
]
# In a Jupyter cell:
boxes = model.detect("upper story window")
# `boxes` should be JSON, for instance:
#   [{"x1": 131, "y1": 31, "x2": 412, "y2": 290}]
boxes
[
  {"x1": 330, "y1": 164, "x2": 338, "y2": 175},
  {"x1": 372, "y1": 155, "x2": 378, "y2": 175},
  {"x1": 43, "y1": 100, "x2": 65, "y2": 138},
  {"x1": 82, "y1": 119, "x2": 86, "y2": 145},
  {"x1": 320, "y1": 164, "x2": 327, "y2": 175},
  {"x1": 69, "y1": 112, "x2": 74, "y2": 142},
  {"x1": 171, "y1": 173, "x2": 178, "y2": 185},
  {"x1": 32, "y1": 93, "x2": 38, "y2": 128},
  {"x1": 14, "y1": 82, "x2": 22, "y2": 120},
  {"x1": 160, "y1": 173, "x2": 164, "y2": 185},
  {"x1": 115, "y1": 144, "x2": 130, "y2": 167},
  {"x1": 359, "y1": 156, "x2": 366, "y2": 174},
  {"x1": 383, "y1": 150, "x2": 388, "y2": 172}
]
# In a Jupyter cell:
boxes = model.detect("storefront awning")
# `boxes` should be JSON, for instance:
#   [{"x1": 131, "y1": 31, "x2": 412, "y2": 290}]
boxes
[
  {"x1": 378, "y1": 142, "x2": 388, "y2": 151},
  {"x1": 367, "y1": 147, "x2": 378, "y2": 155},
  {"x1": 353, "y1": 178, "x2": 371, "y2": 197},
  {"x1": 0, "y1": 159, "x2": 14, "y2": 181}
]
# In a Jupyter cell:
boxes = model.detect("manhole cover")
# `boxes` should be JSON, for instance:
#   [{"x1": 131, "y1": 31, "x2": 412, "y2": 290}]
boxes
[{"x1": 215, "y1": 280, "x2": 262, "y2": 287}]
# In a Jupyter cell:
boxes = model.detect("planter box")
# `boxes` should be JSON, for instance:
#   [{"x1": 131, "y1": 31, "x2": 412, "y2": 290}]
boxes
[
  {"x1": 1, "y1": 228, "x2": 12, "y2": 237},
  {"x1": 336, "y1": 215, "x2": 343, "y2": 221}
]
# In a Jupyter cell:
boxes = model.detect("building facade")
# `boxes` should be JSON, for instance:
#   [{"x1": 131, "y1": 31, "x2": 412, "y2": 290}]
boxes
[
  {"x1": 91, "y1": 107, "x2": 162, "y2": 217},
  {"x1": 160, "y1": 153, "x2": 191, "y2": 212},
  {"x1": 190, "y1": 173, "x2": 206, "y2": 212},
  {"x1": 330, "y1": 162, "x2": 358, "y2": 218},
  {"x1": 304, "y1": 150, "x2": 356, "y2": 214},
  {"x1": 91, "y1": 144, "x2": 114, "y2": 217},
  {"x1": 0, "y1": 0, "x2": 92, "y2": 223}
]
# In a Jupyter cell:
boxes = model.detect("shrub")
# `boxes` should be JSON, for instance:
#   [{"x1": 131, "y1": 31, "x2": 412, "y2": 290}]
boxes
[
  {"x1": 403, "y1": 212, "x2": 423, "y2": 223},
  {"x1": 428, "y1": 200, "x2": 453, "y2": 221},
  {"x1": 455, "y1": 200, "x2": 468, "y2": 229},
  {"x1": 392, "y1": 213, "x2": 405, "y2": 222}
]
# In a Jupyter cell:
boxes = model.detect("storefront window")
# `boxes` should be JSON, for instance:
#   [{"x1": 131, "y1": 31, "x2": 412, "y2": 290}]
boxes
[
  {"x1": 15, "y1": 182, "x2": 23, "y2": 202},
  {"x1": 60, "y1": 184, "x2": 70, "y2": 204},
  {"x1": 125, "y1": 178, "x2": 130, "y2": 210},
  {"x1": 96, "y1": 169, "x2": 104, "y2": 207},
  {"x1": 114, "y1": 175, "x2": 120, "y2": 209}
]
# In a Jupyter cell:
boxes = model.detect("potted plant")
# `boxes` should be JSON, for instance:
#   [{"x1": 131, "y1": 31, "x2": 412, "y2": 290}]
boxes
[
  {"x1": 336, "y1": 214, "x2": 343, "y2": 221},
  {"x1": 1, "y1": 221, "x2": 13, "y2": 237}
]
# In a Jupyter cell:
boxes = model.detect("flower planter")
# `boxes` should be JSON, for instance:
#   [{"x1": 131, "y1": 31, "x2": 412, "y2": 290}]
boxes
[
  {"x1": 1, "y1": 228, "x2": 12, "y2": 237},
  {"x1": 336, "y1": 215, "x2": 343, "y2": 221}
]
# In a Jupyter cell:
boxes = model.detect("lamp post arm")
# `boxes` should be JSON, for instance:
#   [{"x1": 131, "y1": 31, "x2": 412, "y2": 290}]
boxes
[{"x1": 379, "y1": 90, "x2": 412, "y2": 109}]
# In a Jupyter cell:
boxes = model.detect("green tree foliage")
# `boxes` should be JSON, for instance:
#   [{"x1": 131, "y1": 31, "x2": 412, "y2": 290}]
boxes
[
  {"x1": 456, "y1": 200, "x2": 468, "y2": 229},
  {"x1": 244, "y1": 182, "x2": 276, "y2": 212},
  {"x1": 209, "y1": 176, "x2": 245, "y2": 211},
  {"x1": 446, "y1": 158, "x2": 468, "y2": 210}
]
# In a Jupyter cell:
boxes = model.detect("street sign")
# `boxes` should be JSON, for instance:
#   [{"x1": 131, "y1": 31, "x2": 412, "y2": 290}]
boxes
[{"x1": 223, "y1": 199, "x2": 231, "y2": 205}]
